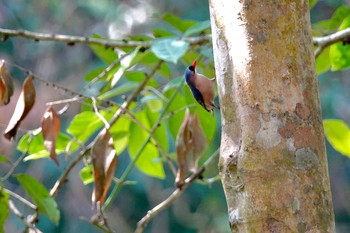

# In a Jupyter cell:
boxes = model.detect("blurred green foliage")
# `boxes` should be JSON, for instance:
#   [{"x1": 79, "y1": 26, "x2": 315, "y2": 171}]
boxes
[{"x1": 1, "y1": 0, "x2": 350, "y2": 233}]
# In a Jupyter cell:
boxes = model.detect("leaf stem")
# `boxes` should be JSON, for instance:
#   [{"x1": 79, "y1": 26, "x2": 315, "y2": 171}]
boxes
[{"x1": 3, "y1": 188, "x2": 37, "y2": 210}]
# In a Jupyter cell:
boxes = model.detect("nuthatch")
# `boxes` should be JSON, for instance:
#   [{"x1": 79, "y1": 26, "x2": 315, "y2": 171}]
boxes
[{"x1": 184, "y1": 61, "x2": 219, "y2": 113}]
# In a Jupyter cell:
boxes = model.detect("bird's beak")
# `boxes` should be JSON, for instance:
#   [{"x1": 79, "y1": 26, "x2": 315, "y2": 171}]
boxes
[{"x1": 192, "y1": 60, "x2": 197, "y2": 69}]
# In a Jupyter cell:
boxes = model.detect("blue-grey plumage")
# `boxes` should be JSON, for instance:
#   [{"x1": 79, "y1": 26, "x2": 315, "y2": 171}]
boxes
[{"x1": 184, "y1": 61, "x2": 219, "y2": 112}]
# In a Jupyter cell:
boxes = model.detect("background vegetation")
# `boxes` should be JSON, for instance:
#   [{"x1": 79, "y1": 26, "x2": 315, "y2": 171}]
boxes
[{"x1": 0, "y1": 0, "x2": 350, "y2": 232}]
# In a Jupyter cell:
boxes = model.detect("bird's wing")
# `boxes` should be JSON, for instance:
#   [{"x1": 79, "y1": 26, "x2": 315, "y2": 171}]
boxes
[{"x1": 190, "y1": 86, "x2": 210, "y2": 112}]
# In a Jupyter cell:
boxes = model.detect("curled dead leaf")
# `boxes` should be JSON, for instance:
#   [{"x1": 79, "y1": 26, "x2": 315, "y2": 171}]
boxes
[
  {"x1": 91, "y1": 128, "x2": 117, "y2": 205},
  {"x1": 175, "y1": 109, "x2": 206, "y2": 186},
  {"x1": 4, "y1": 76, "x2": 36, "y2": 140},
  {"x1": 41, "y1": 107, "x2": 60, "y2": 165},
  {"x1": 0, "y1": 60, "x2": 14, "y2": 105}
]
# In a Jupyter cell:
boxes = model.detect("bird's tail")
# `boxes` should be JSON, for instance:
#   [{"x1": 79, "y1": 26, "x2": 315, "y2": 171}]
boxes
[
  {"x1": 211, "y1": 101, "x2": 220, "y2": 110},
  {"x1": 209, "y1": 102, "x2": 220, "y2": 116}
]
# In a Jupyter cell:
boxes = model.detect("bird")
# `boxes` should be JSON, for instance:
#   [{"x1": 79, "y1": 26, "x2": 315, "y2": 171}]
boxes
[{"x1": 184, "y1": 60, "x2": 219, "y2": 113}]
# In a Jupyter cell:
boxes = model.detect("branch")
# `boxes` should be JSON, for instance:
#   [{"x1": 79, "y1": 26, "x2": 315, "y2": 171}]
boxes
[
  {"x1": 134, "y1": 148, "x2": 220, "y2": 233},
  {"x1": 49, "y1": 61, "x2": 162, "y2": 197},
  {"x1": 8, "y1": 200, "x2": 42, "y2": 233},
  {"x1": 4, "y1": 188, "x2": 37, "y2": 210},
  {"x1": 0, "y1": 28, "x2": 211, "y2": 49},
  {"x1": 313, "y1": 28, "x2": 350, "y2": 58},
  {"x1": 2, "y1": 27, "x2": 350, "y2": 62}
]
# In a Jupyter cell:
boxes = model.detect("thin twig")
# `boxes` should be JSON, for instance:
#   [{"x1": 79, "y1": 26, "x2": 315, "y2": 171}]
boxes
[
  {"x1": 92, "y1": 97, "x2": 110, "y2": 128},
  {"x1": 102, "y1": 78, "x2": 185, "y2": 211},
  {"x1": 85, "y1": 51, "x2": 134, "y2": 88},
  {"x1": 8, "y1": 200, "x2": 42, "y2": 233},
  {"x1": 107, "y1": 61, "x2": 163, "y2": 129},
  {"x1": 49, "y1": 61, "x2": 162, "y2": 198},
  {"x1": 1, "y1": 133, "x2": 36, "y2": 181},
  {"x1": 121, "y1": 112, "x2": 176, "y2": 176},
  {"x1": 4, "y1": 188, "x2": 37, "y2": 210},
  {"x1": 46, "y1": 96, "x2": 84, "y2": 106},
  {"x1": 50, "y1": 148, "x2": 90, "y2": 197},
  {"x1": 97, "y1": 203, "x2": 114, "y2": 233},
  {"x1": 135, "y1": 148, "x2": 220, "y2": 233},
  {"x1": 0, "y1": 28, "x2": 211, "y2": 49},
  {"x1": 313, "y1": 28, "x2": 350, "y2": 58}
]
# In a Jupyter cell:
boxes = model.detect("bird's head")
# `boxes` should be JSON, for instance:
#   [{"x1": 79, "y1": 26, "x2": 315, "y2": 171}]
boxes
[{"x1": 185, "y1": 60, "x2": 197, "y2": 82}]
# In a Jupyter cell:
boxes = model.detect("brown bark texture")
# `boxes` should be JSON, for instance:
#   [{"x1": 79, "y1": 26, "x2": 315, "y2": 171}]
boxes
[{"x1": 209, "y1": 0, "x2": 335, "y2": 232}]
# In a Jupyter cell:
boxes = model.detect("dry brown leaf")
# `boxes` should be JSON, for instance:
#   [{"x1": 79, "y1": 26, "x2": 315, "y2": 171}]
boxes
[
  {"x1": 175, "y1": 109, "x2": 191, "y2": 186},
  {"x1": 91, "y1": 128, "x2": 117, "y2": 205},
  {"x1": 0, "y1": 60, "x2": 14, "y2": 106},
  {"x1": 4, "y1": 76, "x2": 36, "y2": 140},
  {"x1": 190, "y1": 113, "x2": 206, "y2": 171},
  {"x1": 175, "y1": 109, "x2": 206, "y2": 186},
  {"x1": 41, "y1": 107, "x2": 60, "y2": 165}
]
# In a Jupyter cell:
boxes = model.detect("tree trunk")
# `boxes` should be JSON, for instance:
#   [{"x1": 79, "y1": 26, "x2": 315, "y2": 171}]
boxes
[{"x1": 209, "y1": 0, "x2": 335, "y2": 232}]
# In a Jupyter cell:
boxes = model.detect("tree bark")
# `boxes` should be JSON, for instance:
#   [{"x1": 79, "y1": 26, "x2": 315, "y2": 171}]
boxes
[{"x1": 209, "y1": 0, "x2": 335, "y2": 232}]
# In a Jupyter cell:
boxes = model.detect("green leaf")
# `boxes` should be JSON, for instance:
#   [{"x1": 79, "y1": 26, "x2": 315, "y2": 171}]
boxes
[
  {"x1": 0, "y1": 155, "x2": 9, "y2": 163},
  {"x1": 151, "y1": 38, "x2": 189, "y2": 63},
  {"x1": 141, "y1": 94, "x2": 163, "y2": 112},
  {"x1": 24, "y1": 151, "x2": 50, "y2": 162},
  {"x1": 181, "y1": 51, "x2": 199, "y2": 66},
  {"x1": 90, "y1": 35, "x2": 118, "y2": 64},
  {"x1": 145, "y1": 106, "x2": 168, "y2": 152},
  {"x1": 17, "y1": 133, "x2": 44, "y2": 153},
  {"x1": 128, "y1": 111, "x2": 165, "y2": 178},
  {"x1": 163, "y1": 76, "x2": 183, "y2": 92},
  {"x1": 80, "y1": 165, "x2": 94, "y2": 185},
  {"x1": 166, "y1": 92, "x2": 187, "y2": 140},
  {"x1": 98, "y1": 82, "x2": 139, "y2": 99},
  {"x1": 324, "y1": 119, "x2": 350, "y2": 157},
  {"x1": 316, "y1": 46, "x2": 331, "y2": 74},
  {"x1": 111, "y1": 47, "x2": 140, "y2": 87},
  {"x1": 136, "y1": 50, "x2": 160, "y2": 65},
  {"x1": 84, "y1": 67, "x2": 105, "y2": 81},
  {"x1": 16, "y1": 174, "x2": 60, "y2": 224},
  {"x1": 125, "y1": 71, "x2": 158, "y2": 88},
  {"x1": 158, "y1": 62, "x2": 171, "y2": 78},
  {"x1": 125, "y1": 71, "x2": 146, "y2": 82},
  {"x1": 162, "y1": 14, "x2": 196, "y2": 33},
  {"x1": 329, "y1": 15, "x2": 350, "y2": 71},
  {"x1": 18, "y1": 133, "x2": 79, "y2": 162},
  {"x1": 109, "y1": 116, "x2": 131, "y2": 154},
  {"x1": 85, "y1": 66, "x2": 118, "y2": 85},
  {"x1": 314, "y1": 6, "x2": 350, "y2": 32},
  {"x1": 183, "y1": 20, "x2": 211, "y2": 37},
  {"x1": 67, "y1": 111, "x2": 103, "y2": 142},
  {"x1": 0, "y1": 188, "x2": 9, "y2": 233},
  {"x1": 152, "y1": 28, "x2": 175, "y2": 38}
]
